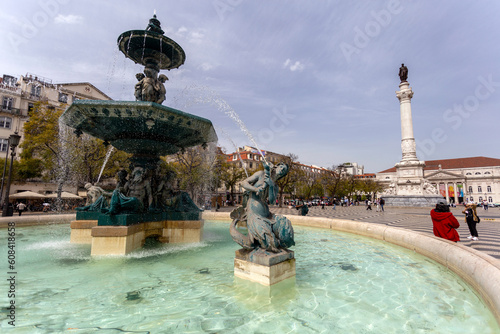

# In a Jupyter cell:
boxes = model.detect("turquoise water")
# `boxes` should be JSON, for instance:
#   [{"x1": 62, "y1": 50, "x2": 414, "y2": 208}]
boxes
[{"x1": 1, "y1": 221, "x2": 499, "y2": 333}]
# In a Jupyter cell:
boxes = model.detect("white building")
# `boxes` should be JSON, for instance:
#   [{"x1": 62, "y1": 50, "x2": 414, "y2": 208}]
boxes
[
  {"x1": 378, "y1": 156, "x2": 500, "y2": 205},
  {"x1": 338, "y1": 162, "x2": 364, "y2": 176}
]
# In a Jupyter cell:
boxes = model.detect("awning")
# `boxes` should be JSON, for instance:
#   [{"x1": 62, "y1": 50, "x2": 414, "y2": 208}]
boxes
[{"x1": 8, "y1": 191, "x2": 46, "y2": 199}]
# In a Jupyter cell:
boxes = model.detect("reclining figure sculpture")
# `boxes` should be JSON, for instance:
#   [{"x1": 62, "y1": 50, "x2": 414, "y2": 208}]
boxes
[{"x1": 229, "y1": 162, "x2": 295, "y2": 253}]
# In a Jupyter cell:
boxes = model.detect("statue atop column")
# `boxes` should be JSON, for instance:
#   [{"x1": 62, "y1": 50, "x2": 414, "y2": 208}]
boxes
[{"x1": 399, "y1": 63, "x2": 408, "y2": 82}]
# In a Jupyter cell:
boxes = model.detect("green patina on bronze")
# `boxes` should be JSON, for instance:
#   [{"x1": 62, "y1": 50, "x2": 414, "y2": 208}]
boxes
[
  {"x1": 60, "y1": 100, "x2": 217, "y2": 156},
  {"x1": 61, "y1": 14, "x2": 217, "y2": 226},
  {"x1": 76, "y1": 211, "x2": 201, "y2": 226}
]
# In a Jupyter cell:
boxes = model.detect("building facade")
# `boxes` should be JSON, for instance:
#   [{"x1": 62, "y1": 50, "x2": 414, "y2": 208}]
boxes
[
  {"x1": 338, "y1": 162, "x2": 364, "y2": 176},
  {"x1": 378, "y1": 157, "x2": 500, "y2": 205},
  {"x1": 0, "y1": 72, "x2": 111, "y2": 195},
  {"x1": 0, "y1": 73, "x2": 111, "y2": 154}
]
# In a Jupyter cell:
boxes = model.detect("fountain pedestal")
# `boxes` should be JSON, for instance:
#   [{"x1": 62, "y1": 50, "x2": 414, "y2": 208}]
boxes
[
  {"x1": 70, "y1": 218, "x2": 203, "y2": 255},
  {"x1": 62, "y1": 15, "x2": 217, "y2": 256},
  {"x1": 234, "y1": 248, "x2": 296, "y2": 286}
]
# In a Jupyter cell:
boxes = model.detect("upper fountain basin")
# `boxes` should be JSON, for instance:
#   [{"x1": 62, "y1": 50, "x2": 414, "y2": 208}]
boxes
[
  {"x1": 60, "y1": 100, "x2": 217, "y2": 156},
  {"x1": 118, "y1": 30, "x2": 185, "y2": 70}
]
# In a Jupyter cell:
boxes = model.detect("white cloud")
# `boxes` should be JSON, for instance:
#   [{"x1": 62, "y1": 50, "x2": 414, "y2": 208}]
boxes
[
  {"x1": 283, "y1": 58, "x2": 304, "y2": 72},
  {"x1": 54, "y1": 14, "x2": 83, "y2": 24},
  {"x1": 199, "y1": 63, "x2": 215, "y2": 71}
]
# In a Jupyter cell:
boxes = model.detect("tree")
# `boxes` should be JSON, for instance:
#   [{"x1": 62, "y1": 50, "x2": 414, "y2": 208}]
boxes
[
  {"x1": 275, "y1": 153, "x2": 304, "y2": 207},
  {"x1": 171, "y1": 145, "x2": 219, "y2": 205},
  {"x1": 321, "y1": 165, "x2": 343, "y2": 199},
  {"x1": 21, "y1": 101, "x2": 129, "y2": 187},
  {"x1": 219, "y1": 159, "x2": 246, "y2": 203},
  {"x1": 297, "y1": 178, "x2": 323, "y2": 200},
  {"x1": 357, "y1": 179, "x2": 386, "y2": 200}
]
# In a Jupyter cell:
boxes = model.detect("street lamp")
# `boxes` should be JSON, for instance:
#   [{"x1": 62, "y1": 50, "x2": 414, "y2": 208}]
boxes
[
  {"x1": 2, "y1": 132, "x2": 21, "y2": 217},
  {"x1": 0, "y1": 140, "x2": 10, "y2": 204}
]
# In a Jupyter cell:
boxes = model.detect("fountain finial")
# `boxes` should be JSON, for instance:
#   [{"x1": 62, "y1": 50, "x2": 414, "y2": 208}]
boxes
[{"x1": 146, "y1": 13, "x2": 164, "y2": 34}]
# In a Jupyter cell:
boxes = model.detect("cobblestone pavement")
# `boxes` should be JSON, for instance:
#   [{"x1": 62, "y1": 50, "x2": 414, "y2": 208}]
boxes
[{"x1": 219, "y1": 205, "x2": 500, "y2": 260}]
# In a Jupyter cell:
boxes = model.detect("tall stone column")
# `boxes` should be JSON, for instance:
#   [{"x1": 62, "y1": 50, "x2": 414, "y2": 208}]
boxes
[
  {"x1": 396, "y1": 81, "x2": 418, "y2": 162},
  {"x1": 393, "y1": 74, "x2": 426, "y2": 197}
]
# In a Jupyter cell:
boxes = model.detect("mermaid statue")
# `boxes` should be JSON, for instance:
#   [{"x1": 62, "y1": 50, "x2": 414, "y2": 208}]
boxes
[{"x1": 230, "y1": 162, "x2": 295, "y2": 253}]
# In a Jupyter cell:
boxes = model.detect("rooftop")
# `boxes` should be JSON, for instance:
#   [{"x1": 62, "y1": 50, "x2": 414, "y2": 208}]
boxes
[{"x1": 379, "y1": 156, "x2": 500, "y2": 173}]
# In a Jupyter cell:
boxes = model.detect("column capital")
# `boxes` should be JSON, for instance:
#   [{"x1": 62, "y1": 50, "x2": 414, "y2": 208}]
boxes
[{"x1": 396, "y1": 83, "x2": 414, "y2": 102}]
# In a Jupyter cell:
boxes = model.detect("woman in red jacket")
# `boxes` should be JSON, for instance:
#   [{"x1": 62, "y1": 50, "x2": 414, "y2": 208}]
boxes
[{"x1": 430, "y1": 199, "x2": 460, "y2": 242}]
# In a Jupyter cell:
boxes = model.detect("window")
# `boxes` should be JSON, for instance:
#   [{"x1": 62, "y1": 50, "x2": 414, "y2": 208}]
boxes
[
  {"x1": 0, "y1": 138, "x2": 8, "y2": 152},
  {"x1": 2, "y1": 97, "x2": 13, "y2": 111},
  {"x1": 233, "y1": 154, "x2": 237, "y2": 161},
  {"x1": 478, "y1": 197, "x2": 483, "y2": 202},
  {"x1": 487, "y1": 186, "x2": 492, "y2": 192},
  {"x1": 248, "y1": 154, "x2": 252, "y2": 160},
  {"x1": 31, "y1": 85, "x2": 41, "y2": 97},
  {"x1": 485, "y1": 172, "x2": 491, "y2": 175},
  {"x1": 466, "y1": 172, "x2": 472, "y2": 175},
  {"x1": 28, "y1": 103, "x2": 34, "y2": 112},
  {"x1": 58, "y1": 92, "x2": 68, "y2": 103},
  {"x1": 0, "y1": 117, "x2": 12, "y2": 129},
  {"x1": 385, "y1": 177, "x2": 390, "y2": 179},
  {"x1": 470, "y1": 196, "x2": 474, "y2": 202},
  {"x1": 475, "y1": 172, "x2": 481, "y2": 175},
  {"x1": 478, "y1": 186, "x2": 482, "y2": 193},
  {"x1": 468, "y1": 186, "x2": 473, "y2": 193},
  {"x1": 489, "y1": 197, "x2": 493, "y2": 203},
  {"x1": 249, "y1": 162, "x2": 253, "y2": 169}
]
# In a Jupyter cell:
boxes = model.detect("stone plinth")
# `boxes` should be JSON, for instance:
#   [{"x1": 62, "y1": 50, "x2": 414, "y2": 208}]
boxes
[
  {"x1": 234, "y1": 248, "x2": 295, "y2": 286},
  {"x1": 70, "y1": 220, "x2": 98, "y2": 243},
  {"x1": 91, "y1": 224, "x2": 146, "y2": 256},
  {"x1": 382, "y1": 195, "x2": 444, "y2": 207},
  {"x1": 70, "y1": 219, "x2": 203, "y2": 255},
  {"x1": 163, "y1": 220, "x2": 204, "y2": 243}
]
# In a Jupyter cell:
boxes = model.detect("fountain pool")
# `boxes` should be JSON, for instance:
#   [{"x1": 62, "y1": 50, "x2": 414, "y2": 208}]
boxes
[{"x1": 2, "y1": 221, "x2": 499, "y2": 333}]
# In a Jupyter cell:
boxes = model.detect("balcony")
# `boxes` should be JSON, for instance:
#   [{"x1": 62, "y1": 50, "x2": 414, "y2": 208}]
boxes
[
  {"x1": 0, "y1": 84, "x2": 21, "y2": 95},
  {"x1": 0, "y1": 108, "x2": 21, "y2": 116}
]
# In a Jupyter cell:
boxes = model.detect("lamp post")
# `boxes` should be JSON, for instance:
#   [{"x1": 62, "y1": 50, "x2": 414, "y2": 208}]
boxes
[
  {"x1": 2, "y1": 132, "x2": 21, "y2": 217},
  {"x1": 0, "y1": 140, "x2": 11, "y2": 204}
]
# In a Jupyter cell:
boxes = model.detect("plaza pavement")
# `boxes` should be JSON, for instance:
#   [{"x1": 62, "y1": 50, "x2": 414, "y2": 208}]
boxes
[{"x1": 218, "y1": 204, "x2": 500, "y2": 260}]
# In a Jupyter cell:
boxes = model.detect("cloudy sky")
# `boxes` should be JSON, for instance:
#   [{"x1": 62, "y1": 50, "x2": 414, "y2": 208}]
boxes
[{"x1": 1, "y1": 1, "x2": 499, "y2": 172}]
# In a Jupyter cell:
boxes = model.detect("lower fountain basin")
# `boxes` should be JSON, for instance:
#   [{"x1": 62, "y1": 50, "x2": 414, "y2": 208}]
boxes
[{"x1": 60, "y1": 100, "x2": 217, "y2": 156}]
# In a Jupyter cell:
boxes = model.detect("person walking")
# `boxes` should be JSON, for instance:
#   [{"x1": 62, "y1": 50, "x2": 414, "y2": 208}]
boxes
[
  {"x1": 366, "y1": 200, "x2": 372, "y2": 210},
  {"x1": 380, "y1": 198, "x2": 385, "y2": 212},
  {"x1": 16, "y1": 202, "x2": 26, "y2": 216},
  {"x1": 463, "y1": 203, "x2": 480, "y2": 241},
  {"x1": 375, "y1": 199, "x2": 380, "y2": 212},
  {"x1": 430, "y1": 199, "x2": 460, "y2": 242},
  {"x1": 296, "y1": 198, "x2": 309, "y2": 216}
]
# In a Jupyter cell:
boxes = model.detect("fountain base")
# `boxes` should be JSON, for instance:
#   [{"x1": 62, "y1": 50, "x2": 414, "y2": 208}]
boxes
[
  {"x1": 70, "y1": 218, "x2": 203, "y2": 255},
  {"x1": 234, "y1": 248, "x2": 296, "y2": 286}
]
